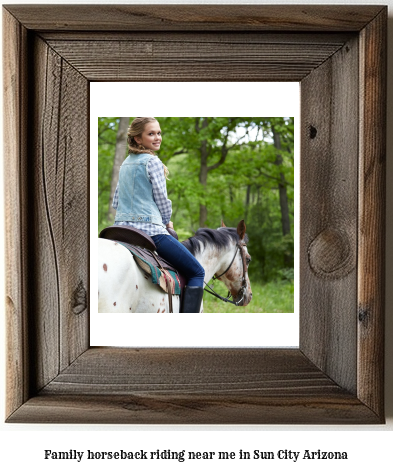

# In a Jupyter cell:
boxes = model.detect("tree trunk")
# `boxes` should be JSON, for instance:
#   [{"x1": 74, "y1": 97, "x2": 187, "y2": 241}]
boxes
[
  {"x1": 199, "y1": 139, "x2": 208, "y2": 227},
  {"x1": 107, "y1": 117, "x2": 129, "y2": 222},
  {"x1": 195, "y1": 117, "x2": 231, "y2": 228},
  {"x1": 245, "y1": 184, "x2": 251, "y2": 221},
  {"x1": 272, "y1": 126, "x2": 292, "y2": 267},
  {"x1": 272, "y1": 127, "x2": 291, "y2": 237},
  {"x1": 197, "y1": 118, "x2": 209, "y2": 228}
]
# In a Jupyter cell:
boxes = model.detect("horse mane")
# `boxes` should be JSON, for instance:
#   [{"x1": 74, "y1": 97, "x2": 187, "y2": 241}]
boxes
[{"x1": 181, "y1": 227, "x2": 249, "y2": 256}]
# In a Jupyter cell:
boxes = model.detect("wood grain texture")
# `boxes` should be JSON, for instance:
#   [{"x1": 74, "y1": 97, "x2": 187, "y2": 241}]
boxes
[
  {"x1": 43, "y1": 348, "x2": 341, "y2": 395},
  {"x1": 3, "y1": 5, "x2": 386, "y2": 424},
  {"x1": 45, "y1": 37, "x2": 349, "y2": 82},
  {"x1": 3, "y1": 5, "x2": 384, "y2": 31},
  {"x1": 3, "y1": 9, "x2": 30, "y2": 417},
  {"x1": 358, "y1": 9, "x2": 387, "y2": 417},
  {"x1": 7, "y1": 348, "x2": 379, "y2": 424},
  {"x1": 9, "y1": 392, "x2": 378, "y2": 425},
  {"x1": 300, "y1": 36, "x2": 359, "y2": 394},
  {"x1": 40, "y1": 31, "x2": 354, "y2": 44},
  {"x1": 26, "y1": 36, "x2": 90, "y2": 391}
]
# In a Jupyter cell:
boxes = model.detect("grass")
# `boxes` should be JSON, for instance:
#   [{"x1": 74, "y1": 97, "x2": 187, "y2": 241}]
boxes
[{"x1": 202, "y1": 279, "x2": 294, "y2": 313}]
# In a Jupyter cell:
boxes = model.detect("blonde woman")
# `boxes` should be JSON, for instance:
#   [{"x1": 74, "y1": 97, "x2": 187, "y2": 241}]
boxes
[{"x1": 112, "y1": 117, "x2": 205, "y2": 313}]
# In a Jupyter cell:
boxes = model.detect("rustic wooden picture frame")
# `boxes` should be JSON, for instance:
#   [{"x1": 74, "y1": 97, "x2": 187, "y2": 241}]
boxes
[{"x1": 3, "y1": 5, "x2": 386, "y2": 424}]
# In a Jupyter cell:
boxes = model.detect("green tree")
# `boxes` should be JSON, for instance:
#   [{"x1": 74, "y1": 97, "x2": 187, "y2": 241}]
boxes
[
  {"x1": 108, "y1": 117, "x2": 130, "y2": 222},
  {"x1": 98, "y1": 117, "x2": 118, "y2": 230}
]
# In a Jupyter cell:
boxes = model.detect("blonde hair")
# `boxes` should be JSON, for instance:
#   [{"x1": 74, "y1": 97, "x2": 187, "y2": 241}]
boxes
[{"x1": 127, "y1": 117, "x2": 169, "y2": 179}]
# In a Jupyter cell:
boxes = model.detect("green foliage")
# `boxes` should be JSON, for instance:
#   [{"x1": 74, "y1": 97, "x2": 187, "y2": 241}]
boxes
[
  {"x1": 98, "y1": 117, "x2": 120, "y2": 225},
  {"x1": 203, "y1": 279, "x2": 294, "y2": 313},
  {"x1": 98, "y1": 117, "x2": 295, "y2": 284}
]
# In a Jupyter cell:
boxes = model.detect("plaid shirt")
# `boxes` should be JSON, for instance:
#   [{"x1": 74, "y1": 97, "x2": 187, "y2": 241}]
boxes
[{"x1": 112, "y1": 155, "x2": 171, "y2": 236}]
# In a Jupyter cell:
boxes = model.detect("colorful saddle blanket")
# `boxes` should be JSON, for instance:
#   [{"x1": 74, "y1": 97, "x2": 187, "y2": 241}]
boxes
[{"x1": 115, "y1": 241, "x2": 182, "y2": 295}]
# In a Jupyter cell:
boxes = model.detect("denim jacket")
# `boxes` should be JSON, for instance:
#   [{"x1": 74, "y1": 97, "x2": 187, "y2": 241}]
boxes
[{"x1": 114, "y1": 154, "x2": 165, "y2": 227}]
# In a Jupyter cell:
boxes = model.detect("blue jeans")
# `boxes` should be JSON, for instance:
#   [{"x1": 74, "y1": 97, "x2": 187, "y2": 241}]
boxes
[{"x1": 151, "y1": 234, "x2": 205, "y2": 287}]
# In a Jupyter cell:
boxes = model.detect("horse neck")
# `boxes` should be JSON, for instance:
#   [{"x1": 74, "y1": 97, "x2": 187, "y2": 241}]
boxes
[{"x1": 195, "y1": 241, "x2": 235, "y2": 283}]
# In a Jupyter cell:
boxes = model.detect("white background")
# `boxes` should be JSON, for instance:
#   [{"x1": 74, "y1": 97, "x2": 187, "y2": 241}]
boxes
[
  {"x1": 90, "y1": 82, "x2": 300, "y2": 347},
  {"x1": 1, "y1": 0, "x2": 392, "y2": 472}
]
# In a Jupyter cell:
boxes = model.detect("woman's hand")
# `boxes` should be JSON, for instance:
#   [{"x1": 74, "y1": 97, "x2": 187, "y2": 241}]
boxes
[{"x1": 166, "y1": 222, "x2": 178, "y2": 240}]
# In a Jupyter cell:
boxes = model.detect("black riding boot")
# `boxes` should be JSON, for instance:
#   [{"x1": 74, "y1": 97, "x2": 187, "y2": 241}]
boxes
[{"x1": 180, "y1": 286, "x2": 204, "y2": 313}]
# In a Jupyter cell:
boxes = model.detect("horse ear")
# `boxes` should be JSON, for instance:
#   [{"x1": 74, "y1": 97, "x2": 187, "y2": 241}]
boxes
[
  {"x1": 221, "y1": 220, "x2": 226, "y2": 227},
  {"x1": 237, "y1": 220, "x2": 246, "y2": 240}
]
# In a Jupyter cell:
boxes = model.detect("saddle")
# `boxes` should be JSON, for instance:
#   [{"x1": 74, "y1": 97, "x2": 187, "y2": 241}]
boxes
[
  {"x1": 100, "y1": 225, "x2": 179, "y2": 251},
  {"x1": 99, "y1": 226, "x2": 185, "y2": 309},
  {"x1": 100, "y1": 225, "x2": 157, "y2": 251}
]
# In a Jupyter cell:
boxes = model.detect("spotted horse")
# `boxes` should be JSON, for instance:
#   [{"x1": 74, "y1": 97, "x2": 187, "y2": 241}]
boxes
[{"x1": 98, "y1": 220, "x2": 252, "y2": 313}]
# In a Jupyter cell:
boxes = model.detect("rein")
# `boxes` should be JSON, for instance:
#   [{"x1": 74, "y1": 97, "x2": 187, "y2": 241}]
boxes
[{"x1": 203, "y1": 241, "x2": 248, "y2": 306}]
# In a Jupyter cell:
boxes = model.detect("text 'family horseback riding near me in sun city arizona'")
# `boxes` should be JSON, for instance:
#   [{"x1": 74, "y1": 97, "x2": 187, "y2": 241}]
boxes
[{"x1": 43, "y1": 448, "x2": 348, "y2": 462}]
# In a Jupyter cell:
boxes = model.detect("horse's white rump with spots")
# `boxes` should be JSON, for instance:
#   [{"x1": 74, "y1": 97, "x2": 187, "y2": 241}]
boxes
[
  {"x1": 98, "y1": 239, "x2": 180, "y2": 313},
  {"x1": 98, "y1": 221, "x2": 252, "y2": 313}
]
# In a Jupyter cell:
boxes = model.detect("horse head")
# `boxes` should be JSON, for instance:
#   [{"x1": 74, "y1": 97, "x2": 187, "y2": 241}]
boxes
[{"x1": 215, "y1": 220, "x2": 252, "y2": 306}]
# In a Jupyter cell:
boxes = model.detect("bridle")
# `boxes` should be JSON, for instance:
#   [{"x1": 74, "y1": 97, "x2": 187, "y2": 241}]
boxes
[{"x1": 203, "y1": 241, "x2": 249, "y2": 306}]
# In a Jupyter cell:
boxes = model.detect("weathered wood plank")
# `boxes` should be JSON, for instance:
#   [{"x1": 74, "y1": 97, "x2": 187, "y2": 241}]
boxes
[
  {"x1": 358, "y1": 9, "x2": 386, "y2": 418},
  {"x1": 48, "y1": 39, "x2": 343, "y2": 60},
  {"x1": 3, "y1": 8, "x2": 30, "y2": 418},
  {"x1": 4, "y1": 5, "x2": 384, "y2": 32},
  {"x1": 28, "y1": 37, "x2": 61, "y2": 389},
  {"x1": 45, "y1": 39, "x2": 346, "y2": 81},
  {"x1": 39, "y1": 30, "x2": 357, "y2": 48},
  {"x1": 39, "y1": 31, "x2": 353, "y2": 45},
  {"x1": 27, "y1": 36, "x2": 89, "y2": 391},
  {"x1": 7, "y1": 349, "x2": 379, "y2": 424},
  {"x1": 300, "y1": 36, "x2": 359, "y2": 393},
  {"x1": 40, "y1": 48, "x2": 90, "y2": 369},
  {"x1": 8, "y1": 393, "x2": 378, "y2": 424},
  {"x1": 42, "y1": 348, "x2": 340, "y2": 395}
]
